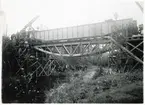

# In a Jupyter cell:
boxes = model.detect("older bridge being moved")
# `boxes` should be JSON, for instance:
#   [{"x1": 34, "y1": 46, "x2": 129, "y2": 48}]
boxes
[{"x1": 11, "y1": 17, "x2": 143, "y2": 77}]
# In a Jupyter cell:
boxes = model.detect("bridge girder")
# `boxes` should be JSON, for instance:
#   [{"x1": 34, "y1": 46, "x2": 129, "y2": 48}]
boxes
[
  {"x1": 14, "y1": 34, "x2": 143, "y2": 78},
  {"x1": 34, "y1": 36, "x2": 112, "y2": 57}
]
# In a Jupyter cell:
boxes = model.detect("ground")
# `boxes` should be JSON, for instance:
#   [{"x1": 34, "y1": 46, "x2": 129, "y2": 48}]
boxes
[{"x1": 45, "y1": 66, "x2": 143, "y2": 103}]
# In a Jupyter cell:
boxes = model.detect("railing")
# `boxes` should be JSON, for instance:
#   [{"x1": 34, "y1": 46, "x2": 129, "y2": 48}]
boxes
[{"x1": 31, "y1": 18, "x2": 137, "y2": 41}]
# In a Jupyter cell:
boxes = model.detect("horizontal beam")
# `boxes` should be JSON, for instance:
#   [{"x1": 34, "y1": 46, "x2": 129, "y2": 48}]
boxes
[
  {"x1": 33, "y1": 35, "x2": 110, "y2": 45},
  {"x1": 34, "y1": 40, "x2": 111, "y2": 48},
  {"x1": 127, "y1": 42, "x2": 143, "y2": 53},
  {"x1": 110, "y1": 37, "x2": 143, "y2": 64},
  {"x1": 34, "y1": 46, "x2": 112, "y2": 57}
]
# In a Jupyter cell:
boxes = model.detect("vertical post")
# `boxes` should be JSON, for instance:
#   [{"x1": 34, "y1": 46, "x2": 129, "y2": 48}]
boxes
[
  {"x1": 57, "y1": 28, "x2": 58, "y2": 40},
  {"x1": 88, "y1": 25, "x2": 89, "y2": 37},
  {"x1": 89, "y1": 25, "x2": 90, "y2": 37},
  {"x1": 72, "y1": 27, "x2": 73, "y2": 38},
  {"x1": 36, "y1": 68, "x2": 38, "y2": 77},
  {"x1": 107, "y1": 22, "x2": 109, "y2": 35},
  {"x1": 61, "y1": 28, "x2": 63, "y2": 39},
  {"x1": 48, "y1": 30, "x2": 49, "y2": 40},
  {"x1": 44, "y1": 31, "x2": 45, "y2": 41},
  {"x1": 107, "y1": 50, "x2": 110, "y2": 68},
  {"x1": 67, "y1": 27, "x2": 69, "y2": 39},
  {"x1": 36, "y1": 51, "x2": 38, "y2": 58},
  {"x1": 77, "y1": 26, "x2": 78, "y2": 38},
  {"x1": 83, "y1": 26, "x2": 84, "y2": 37},
  {"x1": 39, "y1": 32, "x2": 41, "y2": 40},
  {"x1": 80, "y1": 42, "x2": 82, "y2": 54},
  {"x1": 52, "y1": 30, "x2": 54, "y2": 40},
  {"x1": 101, "y1": 23, "x2": 102, "y2": 36},
  {"x1": 107, "y1": 43, "x2": 110, "y2": 68},
  {"x1": 95, "y1": 24, "x2": 97, "y2": 36},
  {"x1": 126, "y1": 24, "x2": 128, "y2": 38},
  {"x1": 71, "y1": 44, "x2": 73, "y2": 55}
]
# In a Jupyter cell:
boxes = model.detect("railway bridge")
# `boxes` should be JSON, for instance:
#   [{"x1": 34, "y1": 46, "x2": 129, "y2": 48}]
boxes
[{"x1": 11, "y1": 17, "x2": 143, "y2": 77}]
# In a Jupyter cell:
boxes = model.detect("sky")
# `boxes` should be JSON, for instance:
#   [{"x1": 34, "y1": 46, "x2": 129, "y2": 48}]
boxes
[{"x1": 1, "y1": 0, "x2": 144, "y2": 36}]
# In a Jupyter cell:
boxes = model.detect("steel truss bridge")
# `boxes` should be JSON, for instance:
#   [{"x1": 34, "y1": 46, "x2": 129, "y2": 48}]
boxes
[{"x1": 12, "y1": 17, "x2": 143, "y2": 77}]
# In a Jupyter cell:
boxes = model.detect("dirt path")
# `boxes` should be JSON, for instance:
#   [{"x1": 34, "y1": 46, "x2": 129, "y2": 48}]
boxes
[{"x1": 83, "y1": 66, "x2": 98, "y2": 82}]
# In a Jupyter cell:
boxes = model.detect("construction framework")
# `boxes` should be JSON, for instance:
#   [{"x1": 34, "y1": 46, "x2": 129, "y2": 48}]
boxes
[{"x1": 11, "y1": 16, "x2": 143, "y2": 78}]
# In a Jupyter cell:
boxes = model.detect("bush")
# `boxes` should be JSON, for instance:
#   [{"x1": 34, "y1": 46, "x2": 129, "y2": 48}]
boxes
[{"x1": 45, "y1": 70, "x2": 143, "y2": 103}]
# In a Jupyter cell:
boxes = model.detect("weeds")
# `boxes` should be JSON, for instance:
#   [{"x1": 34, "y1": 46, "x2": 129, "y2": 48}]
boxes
[{"x1": 45, "y1": 68, "x2": 143, "y2": 103}]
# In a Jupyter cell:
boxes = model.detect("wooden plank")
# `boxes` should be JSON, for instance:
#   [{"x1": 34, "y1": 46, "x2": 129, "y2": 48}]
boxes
[
  {"x1": 35, "y1": 40, "x2": 110, "y2": 48},
  {"x1": 29, "y1": 61, "x2": 38, "y2": 67},
  {"x1": 54, "y1": 45, "x2": 61, "y2": 54},
  {"x1": 34, "y1": 35, "x2": 110, "y2": 45},
  {"x1": 110, "y1": 37, "x2": 143, "y2": 64},
  {"x1": 34, "y1": 45, "x2": 112, "y2": 57},
  {"x1": 38, "y1": 60, "x2": 50, "y2": 76},
  {"x1": 90, "y1": 44, "x2": 99, "y2": 52},
  {"x1": 34, "y1": 46, "x2": 70, "y2": 56},
  {"x1": 62, "y1": 44, "x2": 70, "y2": 55},
  {"x1": 130, "y1": 41, "x2": 143, "y2": 52},
  {"x1": 72, "y1": 43, "x2": 80, "y2": 54},
  {"x1": 127, "y1": 42, "x2": 143, "y2": 53},
  {"x1": 83, "y1": 42, "x2": 91, "y2": 53}
]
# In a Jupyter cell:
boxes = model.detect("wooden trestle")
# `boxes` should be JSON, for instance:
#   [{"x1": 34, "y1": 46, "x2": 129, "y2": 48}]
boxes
[
  {"x1": 32, "y1": 34, "x2": 143, "y2": 75},
  {"x1": 12, "y1": 17, "x2": 143, "y2": 77}
]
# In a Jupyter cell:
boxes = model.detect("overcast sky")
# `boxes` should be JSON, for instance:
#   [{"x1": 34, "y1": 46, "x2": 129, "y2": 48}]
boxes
[{"x1": 1, "y1": 0, "x2": 143, "y2": 35}]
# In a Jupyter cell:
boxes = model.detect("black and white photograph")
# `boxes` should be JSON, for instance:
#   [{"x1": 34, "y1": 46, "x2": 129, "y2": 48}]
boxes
[{"x1": 0, "y1": 0, "x2": 144, "y2": 103}]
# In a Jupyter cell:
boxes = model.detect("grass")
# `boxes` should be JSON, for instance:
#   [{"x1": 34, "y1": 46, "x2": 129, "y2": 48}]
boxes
[{"x1": 45, "y1": 67, "x2": 143, "y2": 103}]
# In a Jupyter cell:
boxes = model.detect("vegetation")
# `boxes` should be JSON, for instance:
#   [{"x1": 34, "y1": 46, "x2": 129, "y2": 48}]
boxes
[
  {"x1": 45, "y1": 67, "x2": 143, "y2": 103},
  {"x1": 2, "y1": 35, "x2": 143, "y2": 103},
  {"x1": 2, "y1": 36, "x2": 67, "y2": 103}
]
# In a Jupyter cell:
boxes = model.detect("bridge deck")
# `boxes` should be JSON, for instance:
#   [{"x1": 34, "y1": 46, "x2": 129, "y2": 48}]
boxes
[
  {"x1": 34, "y1": 35, "x2": 110, "y2": 46},
  {"x1": 30, "y1": 18, "x2": 137, "y2": 41}
]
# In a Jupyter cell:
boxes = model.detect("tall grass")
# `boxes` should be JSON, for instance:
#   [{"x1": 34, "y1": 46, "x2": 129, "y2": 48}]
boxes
[{"x1": 45, "y1": 68, "x2": 143, "y2": 103}]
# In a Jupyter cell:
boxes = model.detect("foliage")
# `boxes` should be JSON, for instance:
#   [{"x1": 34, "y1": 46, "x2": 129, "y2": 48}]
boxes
[
  {"x1": 2, "y1": 36, "x2": 48, "y2": 102},
  {"x1": 2, "y1": 35, "x2": 69, "y2": 103},
  {"x1": 45, "y1": 69, "x2": 143, "y2": 103}
]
